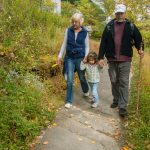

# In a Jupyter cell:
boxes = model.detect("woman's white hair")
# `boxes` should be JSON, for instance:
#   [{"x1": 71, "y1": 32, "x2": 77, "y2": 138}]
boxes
[{"x1": 71, "y1": 12, "x2": 84, "y2": 25}]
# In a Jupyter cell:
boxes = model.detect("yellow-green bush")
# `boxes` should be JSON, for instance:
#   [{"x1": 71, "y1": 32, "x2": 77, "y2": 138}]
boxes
[
  {"x1": 0, "y1": 68, "x2": 56, "y2": 149},
  {"x1": 0, "y1": 0, "x2": 68, "y2": 149},
  {"x1": 0, "y1": 0, "x2": 69, "y2": 71}
]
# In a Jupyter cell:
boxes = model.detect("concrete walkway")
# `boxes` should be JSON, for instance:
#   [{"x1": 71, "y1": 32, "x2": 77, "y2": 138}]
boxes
[{"x1": 34, "y1": 66, "x2": 122, "y2": 150}]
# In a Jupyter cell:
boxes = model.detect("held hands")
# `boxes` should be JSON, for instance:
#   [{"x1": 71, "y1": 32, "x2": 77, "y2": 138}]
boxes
[{"x1": 99, "y1": 59, "x2": 105, "y2": 68}]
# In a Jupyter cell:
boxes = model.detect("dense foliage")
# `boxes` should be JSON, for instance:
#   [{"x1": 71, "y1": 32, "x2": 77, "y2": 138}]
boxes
[
  {"x1": 0, "y1": 0, "x2": 104, "y2": 149},
  {"x1": 0, "y1": 0, "x2": 67, "y2": 148}
]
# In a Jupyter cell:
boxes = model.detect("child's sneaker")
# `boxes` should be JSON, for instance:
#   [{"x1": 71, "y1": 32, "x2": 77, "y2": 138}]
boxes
[
  {"x1": 90, "y1": 98, "x2": 95, "y2": 104},
  {"x1": 91, "y1": 103, "x2": 98, "y2": 108},
  {"x1": 65, "y1": 103, "x2": 72, "y2": 109},
  {"x1": 83, "y1": 92, "x2": 90, "y2": 97}
]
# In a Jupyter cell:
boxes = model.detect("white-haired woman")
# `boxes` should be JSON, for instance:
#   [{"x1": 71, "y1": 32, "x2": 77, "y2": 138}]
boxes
[{"x1": 57, "y1": 12, "x2": 89, "y2": 108}]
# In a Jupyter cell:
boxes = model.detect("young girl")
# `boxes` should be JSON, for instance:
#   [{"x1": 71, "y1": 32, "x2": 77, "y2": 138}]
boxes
[{"x1": 80, "y1": 52, "x2": 101, "y2": 108}]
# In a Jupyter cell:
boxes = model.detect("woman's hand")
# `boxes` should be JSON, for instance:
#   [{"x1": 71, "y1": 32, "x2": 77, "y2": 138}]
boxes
[
  {"x1": 83, "y1": 57, "x2": 87, "y2": 63},
  {"x1": 57, "y1": 57, "x2": 63, "y2": 66}
]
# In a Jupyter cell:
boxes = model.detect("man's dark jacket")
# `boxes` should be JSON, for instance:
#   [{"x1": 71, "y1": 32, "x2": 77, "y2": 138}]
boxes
[{"x1": 98, "y1": 19, "x2": 143, "y2": 60}]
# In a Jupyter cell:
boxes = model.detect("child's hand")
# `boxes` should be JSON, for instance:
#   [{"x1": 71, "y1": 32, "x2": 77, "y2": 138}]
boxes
[{"x1": 99, "y1": 59, "x2": 105, "y2": 68}]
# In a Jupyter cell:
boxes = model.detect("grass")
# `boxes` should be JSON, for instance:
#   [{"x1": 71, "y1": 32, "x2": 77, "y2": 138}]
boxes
[
  {"x1": 124, "y1": 51, "x2": 150, "y2": 150},
  {"x1": 0, "y1": 68, "x2": 55, "y2": 149}
]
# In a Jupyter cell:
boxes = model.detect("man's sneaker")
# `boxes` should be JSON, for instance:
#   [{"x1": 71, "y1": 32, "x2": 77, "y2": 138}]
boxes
[
  {"x1": 65, "y1": 103, "x2": 72, "y2": 109},
  {"x1": 91, "y1": 103, "x2": 98, "y2": 108},
  {"x1": 119, "y1": 108, "x2": 128, "y2": 117},
  {"x1": 110, "y1": 103, "x2": 118, "y2": 108},
  {"x1": 83, "y1": 92, "x2": 90, "y2": 97}
]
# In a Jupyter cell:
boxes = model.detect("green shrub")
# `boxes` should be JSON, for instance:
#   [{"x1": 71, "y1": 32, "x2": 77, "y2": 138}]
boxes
[
  {"x1": 0, "y1": 68, "x2": 56, "y2": 149},
  {"x1": 0, "y1": 0, "x2": 67, "y2": 148},
  {"x1": 0, "y1": 0, "x2": 68, "y2": 71}
]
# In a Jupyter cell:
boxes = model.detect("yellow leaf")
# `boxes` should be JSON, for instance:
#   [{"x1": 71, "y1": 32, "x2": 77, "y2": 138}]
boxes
[
  {"x1": 53, "y1": 123, "x2": 58, "y2": 126},
  {"x1": 122, "y1": 146, "x2": 129, "y2": 150},
  {"x1": 52, "y1": 64, "x2": 58, "y2": 68},
  {"x1": 91, "y1": 140, "x2": 96, "y2": 144}
]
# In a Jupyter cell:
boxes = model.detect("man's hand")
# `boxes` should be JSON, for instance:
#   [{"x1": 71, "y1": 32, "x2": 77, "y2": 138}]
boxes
[
  {"x1": 57, "y1": 57, "x2": 63, "y2": 66},
  {"x1": 138, "y1": 50, "x2": 144, "y2": 58},
  {"x1": 99, "y1": 59, "x2": 105, "y2": 68}
]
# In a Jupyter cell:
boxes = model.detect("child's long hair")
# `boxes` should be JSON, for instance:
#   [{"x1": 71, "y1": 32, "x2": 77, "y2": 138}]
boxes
[{"x1": 87, "y1": 52, "x2": 98, "y2": 63}]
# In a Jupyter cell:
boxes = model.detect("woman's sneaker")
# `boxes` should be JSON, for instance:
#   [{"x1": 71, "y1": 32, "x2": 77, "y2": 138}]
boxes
[
  {"x1": 65, "y1": 103, "x2": 72, "y2": 109},
  {"x1": 91, "y1": 103, "x2": 98, "y2": 108}
]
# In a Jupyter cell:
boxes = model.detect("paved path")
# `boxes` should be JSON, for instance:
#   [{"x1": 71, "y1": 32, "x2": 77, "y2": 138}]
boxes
[{"x1": 34, "y1": 66, "x2": 122, "y2": 150}]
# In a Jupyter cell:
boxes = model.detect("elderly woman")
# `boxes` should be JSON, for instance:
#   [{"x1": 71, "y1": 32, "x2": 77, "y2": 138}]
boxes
[{"x1": 57, "y1": 12, "x2": 89, "y2": 108}]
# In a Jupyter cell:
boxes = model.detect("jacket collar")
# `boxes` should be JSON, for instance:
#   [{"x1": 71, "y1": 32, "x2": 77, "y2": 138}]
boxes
[{"x1": 109, "y1": 18, "x2": 130, "y2": 26}]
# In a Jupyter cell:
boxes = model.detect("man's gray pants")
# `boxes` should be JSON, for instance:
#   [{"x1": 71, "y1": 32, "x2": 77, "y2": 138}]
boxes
[{"x1": 108, "y1": 62, "x2": 131, "y2": 109}]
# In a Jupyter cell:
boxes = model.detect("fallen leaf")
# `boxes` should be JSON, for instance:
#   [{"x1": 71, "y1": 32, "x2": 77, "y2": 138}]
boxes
[
  {"x1": 113, "y1": 130, "x2": 121, "y2": 140},
  {"x1": 70, "y1": 114, "x2": 74, "y2": 117},
  {"x1": 85, "y1": 121, "x2": 89, "y2": 124},
  {"x1": 53, "y1": 123, "x2": 58, "y2": 126},
  {"x1": 43, "y1": 141, "x2": 49, "y2": 145},
  {"x1": 121, "y1": 146, "x2": 130, "y2": 150},
  {"x1": 29, "y1": 143, "x2": 36, "y2": 148},
  {"x1": 91, "y1": 140, "x2": 96, "y2": 144},
  {"x1": 78, "y1": 138, "x2": 83, "y2": 141}
]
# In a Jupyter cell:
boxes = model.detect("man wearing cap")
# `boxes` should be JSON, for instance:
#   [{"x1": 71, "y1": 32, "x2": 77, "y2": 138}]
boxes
[{"x1": 98, "y1": 4, "x2": 144, "y2": 117}]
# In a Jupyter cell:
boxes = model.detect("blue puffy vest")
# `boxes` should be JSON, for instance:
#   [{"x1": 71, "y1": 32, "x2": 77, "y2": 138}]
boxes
[{"x1": 66, "y1": 26, "x2": 87, "y2": 59}]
